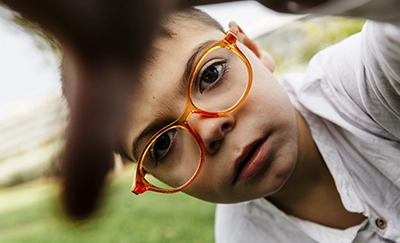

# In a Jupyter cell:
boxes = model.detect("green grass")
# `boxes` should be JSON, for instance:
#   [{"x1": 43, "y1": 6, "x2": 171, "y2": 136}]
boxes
[{"x1": 0, "y1": 166, "x2": 216, "y2": 243}]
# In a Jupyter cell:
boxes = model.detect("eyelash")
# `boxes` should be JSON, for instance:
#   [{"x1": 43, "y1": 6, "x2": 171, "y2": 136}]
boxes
[{"x1": 197, "y1": 59, "x2": 230, "y2": 93}]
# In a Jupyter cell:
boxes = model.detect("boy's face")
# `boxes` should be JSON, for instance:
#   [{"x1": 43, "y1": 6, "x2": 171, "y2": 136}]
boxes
[{"x1": 120, "y1": 21, "x2": 299, "y2": 203}]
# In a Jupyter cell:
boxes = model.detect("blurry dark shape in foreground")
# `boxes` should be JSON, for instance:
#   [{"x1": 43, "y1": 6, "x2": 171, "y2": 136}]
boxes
[
  {"x1": 0, "y1": 0, "x2": 328, "y2": 221},
  {"x1": 0, "y1": 0, "x2": 168, "y2": 220},
  {"x1": 257, "y1": 0, "x2": 332, "y2": 13}
]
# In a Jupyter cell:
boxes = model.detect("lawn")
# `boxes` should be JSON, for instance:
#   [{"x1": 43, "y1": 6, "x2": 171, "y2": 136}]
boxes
[{"x1": 0, "y1": 166, "x2": 216, "y2": 243}]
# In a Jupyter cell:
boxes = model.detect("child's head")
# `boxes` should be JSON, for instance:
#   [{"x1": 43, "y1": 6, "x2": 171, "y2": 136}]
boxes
[{"x1": 63, "y1": 8, "x2": 299, "y2": 204}]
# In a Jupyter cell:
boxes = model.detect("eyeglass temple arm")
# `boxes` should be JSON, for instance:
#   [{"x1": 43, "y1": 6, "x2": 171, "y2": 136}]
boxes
[
  {"x1": 132, "y1": 166, "x2": 148, "y2": 194},
  {"x1": 224, "y1": 27, "x2": 239, "y2": 45}
]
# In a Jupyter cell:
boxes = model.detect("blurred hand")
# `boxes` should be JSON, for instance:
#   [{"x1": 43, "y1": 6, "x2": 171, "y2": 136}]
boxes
[
  {"x1": 0, "y1": 0, "x2": 171, "y2": 220},
  {"x1": 0, "y1": 0, "x2": 171, "y2": 62}
]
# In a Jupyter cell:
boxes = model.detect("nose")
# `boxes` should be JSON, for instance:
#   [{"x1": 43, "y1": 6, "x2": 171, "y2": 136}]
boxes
[{"x1": 188, "y1": 114, "x2": 235, "y2": 155}]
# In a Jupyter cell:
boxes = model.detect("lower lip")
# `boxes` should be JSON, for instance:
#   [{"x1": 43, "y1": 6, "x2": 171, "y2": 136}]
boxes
[{"x1": 236, "y1": 137, "x2": 270, "y2": 183}]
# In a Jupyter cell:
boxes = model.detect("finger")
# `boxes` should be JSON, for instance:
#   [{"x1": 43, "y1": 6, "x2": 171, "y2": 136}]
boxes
[{"x1": 61, "y1": 61, "x2": 131, "y2": 220}]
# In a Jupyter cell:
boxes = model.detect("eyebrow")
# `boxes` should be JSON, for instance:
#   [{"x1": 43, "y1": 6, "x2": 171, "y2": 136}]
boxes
[
  {"x1": 132, "y1": 39, "x2": 218, "y2": 160},
  {"x1": 178, "y1": 39, "x2": 217, "y2": 96}
]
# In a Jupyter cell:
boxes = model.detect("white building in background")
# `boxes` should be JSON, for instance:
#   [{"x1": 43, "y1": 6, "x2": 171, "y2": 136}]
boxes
[{"x1": 0, "y1": 96, "x2": 68, "y2": 186}]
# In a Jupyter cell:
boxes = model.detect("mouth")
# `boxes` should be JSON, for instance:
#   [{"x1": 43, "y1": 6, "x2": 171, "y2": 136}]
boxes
[
  {"x1": 233, "y1": 136, "x2": 270, "y2": 184},
  {"x1": 237, "y1": 141, "x2": 261, "y2": 173}
]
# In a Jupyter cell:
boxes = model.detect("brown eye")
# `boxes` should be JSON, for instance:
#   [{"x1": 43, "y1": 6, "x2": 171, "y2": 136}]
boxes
[
  {"x1": 151, "y1": 129, "x2": 176, "y2": 163},
  {"x1": 155, "y1": 134, "x2": 171, "y2": 150},
  {"x1": 197, "y1": 60, "x2": 226, "y2": 93},
  {"x1": 202, "y1": 65, "x2": 221, "y2": 84}
]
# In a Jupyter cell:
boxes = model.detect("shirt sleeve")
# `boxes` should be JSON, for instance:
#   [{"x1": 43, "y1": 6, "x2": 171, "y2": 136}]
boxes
[{"x1": 359, "y1": 20, "x2": 400, "y2": 139}]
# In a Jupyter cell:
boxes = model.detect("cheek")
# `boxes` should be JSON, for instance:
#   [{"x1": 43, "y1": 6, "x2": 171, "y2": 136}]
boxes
[
  {"x1": 248, "y1": 64, "x2": 294, "y2": 122},
  {"x1": 181, "y1": 161, "x2": 237, "y2": 203},
  {"x1": 247, "y1": 61, "x2": 299, "y2": 163}
]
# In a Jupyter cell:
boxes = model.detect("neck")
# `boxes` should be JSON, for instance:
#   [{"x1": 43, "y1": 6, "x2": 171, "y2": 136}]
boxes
[{"x1": 266, "y1": 108, "x2": 366, "y2": 229}]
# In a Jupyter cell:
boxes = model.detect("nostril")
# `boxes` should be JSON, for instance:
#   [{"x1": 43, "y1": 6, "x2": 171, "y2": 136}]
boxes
[
  {"x1": 221, "y1": 123, "x2": 229, "y2": 132},
  {"x1": 210, "y1": 141, "x2": 216, "y2": 150},
  {"x1": 190, "y1": 114, "x2": 234, "y2": 155},
  {"x1": 209, "y1": 140, "x2": 220, "y2": 153}
]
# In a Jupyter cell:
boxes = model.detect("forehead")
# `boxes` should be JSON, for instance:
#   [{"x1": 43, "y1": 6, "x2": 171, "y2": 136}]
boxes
[{"x1": 120, "y1": 24, "x2": 225, "y2": 159}]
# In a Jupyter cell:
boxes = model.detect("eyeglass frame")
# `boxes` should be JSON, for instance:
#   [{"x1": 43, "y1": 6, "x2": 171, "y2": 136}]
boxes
[{"x1": 132, "y1": 26, "x2": 253, "y2": 195}]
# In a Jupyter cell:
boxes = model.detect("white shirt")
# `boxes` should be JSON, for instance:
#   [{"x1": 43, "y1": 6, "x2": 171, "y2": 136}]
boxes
[{"x1": 215, "y1": 16, "x2": 400, "y2": 243}]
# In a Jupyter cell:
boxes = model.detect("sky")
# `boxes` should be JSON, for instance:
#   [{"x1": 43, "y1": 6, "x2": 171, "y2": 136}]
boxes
[{"x1": 0, "y1": 1, "x2": 298, "y2": 123}]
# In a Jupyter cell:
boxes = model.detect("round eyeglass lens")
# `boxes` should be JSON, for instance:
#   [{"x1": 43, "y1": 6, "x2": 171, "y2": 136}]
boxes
[
  {"x1": 141, "y1": 126, "x2": 202, "y2": 190},
  {"x1": 190, "y1": 47, "x2": 249, "y2": 112}
]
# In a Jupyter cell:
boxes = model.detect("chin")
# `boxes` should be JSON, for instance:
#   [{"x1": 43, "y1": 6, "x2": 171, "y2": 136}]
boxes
[{"x1": 258, "y1": 146, "x2": 298, "y2": 198}]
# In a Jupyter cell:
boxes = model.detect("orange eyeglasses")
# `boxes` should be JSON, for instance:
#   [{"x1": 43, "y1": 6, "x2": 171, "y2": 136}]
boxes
[{"x1": 132, "y1": 27, "x2": 253, "y2": 194}]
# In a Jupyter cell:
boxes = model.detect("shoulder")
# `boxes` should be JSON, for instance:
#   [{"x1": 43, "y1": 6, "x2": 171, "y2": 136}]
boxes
[{"x1": 284, "y1": 20, "x2": 400, "y2": 140}]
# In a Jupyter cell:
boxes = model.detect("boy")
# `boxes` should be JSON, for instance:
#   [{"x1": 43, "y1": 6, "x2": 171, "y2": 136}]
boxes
[{"x1": 62, "y1": 5, "x2": 399, "y2": 243}]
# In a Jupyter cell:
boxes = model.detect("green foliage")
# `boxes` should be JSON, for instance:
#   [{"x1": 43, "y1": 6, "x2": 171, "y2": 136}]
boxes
[
  {"x1": 257, "y1": 16, "x2": 365, "y2": 77},
  {"x1": 10, "y1": 14, "x2": 61, "y2": 54},
  {"x1": 0, "y1": 7, "x2": 60, "y2": 54},
  {"x1": 0, "y1": 167, "x2": 215, "y2": 243},
  {"x1": 298, "y1": 17, "x2": 366, "y2": 63}
]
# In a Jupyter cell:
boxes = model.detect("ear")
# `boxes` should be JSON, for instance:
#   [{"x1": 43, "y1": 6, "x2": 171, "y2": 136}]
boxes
[{"x1": 229, "y1": 22, "x2": 275, "y2": 73}]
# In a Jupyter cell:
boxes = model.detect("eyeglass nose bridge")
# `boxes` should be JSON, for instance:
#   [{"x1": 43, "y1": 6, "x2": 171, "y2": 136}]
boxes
[{"x1": 183, "y1": 109, "x2": 221, "y2": 121}]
